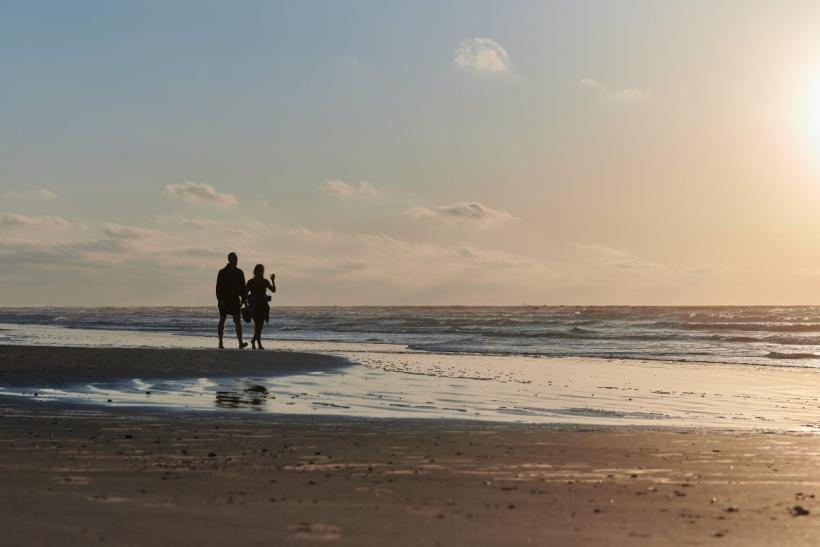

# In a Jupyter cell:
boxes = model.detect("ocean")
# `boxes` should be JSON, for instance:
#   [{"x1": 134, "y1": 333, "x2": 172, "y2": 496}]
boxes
[
  {"x1": 3, "y1": 306, "x2": 820, "y2": 428},
  {"x1": 2, "y1": 305, "x2": 820, "y2": 367}
]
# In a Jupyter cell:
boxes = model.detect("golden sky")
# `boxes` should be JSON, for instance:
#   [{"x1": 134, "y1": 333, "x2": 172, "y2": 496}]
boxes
[{"x1": 4, "y1": 1, "x2": 820, "y2": 305}]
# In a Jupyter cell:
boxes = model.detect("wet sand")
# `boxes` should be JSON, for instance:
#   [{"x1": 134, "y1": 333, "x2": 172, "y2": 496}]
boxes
[
  {"x1": 0, "y1": 345, "x2": 349, "y2": 387},
  {"x1": 3, "y1": 345, "x2": 820, "y2": 545},
  {"x1": 6, "y1": 343, "x2": 820, "y2": 428}
]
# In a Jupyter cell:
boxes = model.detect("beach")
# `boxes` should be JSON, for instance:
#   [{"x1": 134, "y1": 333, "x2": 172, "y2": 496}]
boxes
[
  {"x1": 8, "y1": 1, "x2": 820, "y2": 543},
  {"x1": 4, "y1": 399, "x2": 820, "y2": 546},
  {"x1": 2, "y1": 345, "x2": 820, "y2": 546}
]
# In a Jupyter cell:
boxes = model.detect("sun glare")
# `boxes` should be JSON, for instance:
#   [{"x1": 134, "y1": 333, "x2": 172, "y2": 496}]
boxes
[{"x1": 800, "y1": 70, "x2": 820, "y2": 157}]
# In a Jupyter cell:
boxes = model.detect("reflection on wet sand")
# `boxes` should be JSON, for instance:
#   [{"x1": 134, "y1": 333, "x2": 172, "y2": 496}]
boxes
[
  {"x1": 6, "y1": 351, "x2": 820, "y2": 429},
  {"x1": 215, "y1": 384, "x2": 270, "y2": 410}
]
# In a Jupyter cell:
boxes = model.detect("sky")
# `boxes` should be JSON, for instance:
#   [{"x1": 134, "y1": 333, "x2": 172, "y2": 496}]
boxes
[{"x1": 4, "y1": 0, "x2": 820, "y2": 305}]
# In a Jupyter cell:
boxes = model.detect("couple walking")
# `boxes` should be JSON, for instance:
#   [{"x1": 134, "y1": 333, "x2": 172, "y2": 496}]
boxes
[{"x1": 216, "y1": 252, "x2": 276, "y2": 349}]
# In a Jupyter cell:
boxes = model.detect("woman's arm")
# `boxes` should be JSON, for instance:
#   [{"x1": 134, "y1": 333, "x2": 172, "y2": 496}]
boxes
[{"x1": 267, "y1": 274, "x2": 276, "y2": 293}]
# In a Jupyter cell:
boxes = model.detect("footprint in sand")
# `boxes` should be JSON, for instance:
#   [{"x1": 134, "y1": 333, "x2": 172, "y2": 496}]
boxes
[{"x1": 288, "y1": 522, "x2": 341, "y2": 541}]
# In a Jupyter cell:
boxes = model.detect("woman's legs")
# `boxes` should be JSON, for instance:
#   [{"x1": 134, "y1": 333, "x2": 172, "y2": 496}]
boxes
[{"x1": 253, "y1": 317, "x2": 264, "y2": 349}]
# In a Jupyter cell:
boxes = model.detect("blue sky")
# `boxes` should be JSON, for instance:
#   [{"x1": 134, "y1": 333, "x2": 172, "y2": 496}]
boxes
[{"x1": 4, "y1": 1, "x2": 820, "y2": 305}]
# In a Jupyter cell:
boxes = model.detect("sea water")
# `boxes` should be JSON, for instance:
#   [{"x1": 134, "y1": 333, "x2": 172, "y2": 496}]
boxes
[
  {"x1": 3, "y1": 306, "x2": 820, "y2": 429},
  {"x1": 3, "y1": 306, "x2": 820, "y2": 365}
]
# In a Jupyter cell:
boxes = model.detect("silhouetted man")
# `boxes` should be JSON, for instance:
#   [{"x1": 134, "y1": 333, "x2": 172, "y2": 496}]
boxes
[{"x1": 216, "y1": 252, "x2": 248, "y2": 349}]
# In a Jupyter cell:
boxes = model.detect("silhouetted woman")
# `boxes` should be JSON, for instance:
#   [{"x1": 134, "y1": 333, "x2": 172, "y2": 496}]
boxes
[{"x1": 246, "y1": 264, "x2": 276, "y2": 350}]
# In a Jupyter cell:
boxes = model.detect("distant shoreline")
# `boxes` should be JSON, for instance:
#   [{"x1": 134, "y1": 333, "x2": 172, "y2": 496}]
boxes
[{"x1": 7, "y1": 304, "x2": 820, "y2": 308}]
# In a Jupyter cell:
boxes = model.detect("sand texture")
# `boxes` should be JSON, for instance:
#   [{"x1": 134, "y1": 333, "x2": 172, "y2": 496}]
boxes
[
  {"x1": 3, "y1": 407, "x2": 820, "y2": 546},
  {"x1": 2, "y1": 345, "x2": 820, "y2": 546}
]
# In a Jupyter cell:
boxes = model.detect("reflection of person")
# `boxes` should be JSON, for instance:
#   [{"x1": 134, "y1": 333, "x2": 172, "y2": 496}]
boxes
[
  {"x1": 246, "y1": 264, "x2": 276, "y2": 350},
  {"x1": 216, "y1": 252, "x2": 248, "y2": 349},
  {"x1": 215, "y1": 383, "x2": 269, "y2": 409}
]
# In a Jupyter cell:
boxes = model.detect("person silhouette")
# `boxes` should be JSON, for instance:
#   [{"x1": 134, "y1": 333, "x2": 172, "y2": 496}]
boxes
[
  {"x1": 246, "y1": 264, "x2": 276, "y2": 350},
  {"x1": 216, "y1": 252, "x2": 248, "y2": 349}
]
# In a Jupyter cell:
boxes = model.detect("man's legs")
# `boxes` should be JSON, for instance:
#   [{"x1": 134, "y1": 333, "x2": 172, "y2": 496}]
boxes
[
  {"x1": 218, "y1": 311, "x2": 227, "y2": 349},
  {"x1": 232, "y1": 314, "x2": 247, "y2": 349}
]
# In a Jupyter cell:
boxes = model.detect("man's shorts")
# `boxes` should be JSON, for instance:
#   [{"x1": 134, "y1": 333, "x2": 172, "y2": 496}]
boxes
[{"x1": 218, "y1": 299, "x2": 242, "y2": 318}]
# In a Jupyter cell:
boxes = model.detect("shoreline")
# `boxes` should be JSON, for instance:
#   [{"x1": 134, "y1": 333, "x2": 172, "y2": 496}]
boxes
[
  {"x1": 4, "y1": 344, "x2": 820, "y2": 430},
  {"x1": 6, "y1": 319, "x2": 820, "y2": 371}
]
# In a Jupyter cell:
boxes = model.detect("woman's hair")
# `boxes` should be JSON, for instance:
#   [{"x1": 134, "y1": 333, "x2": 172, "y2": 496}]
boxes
[{"x1": 253, "y1": 264, "x2": 264, "y2": 277}]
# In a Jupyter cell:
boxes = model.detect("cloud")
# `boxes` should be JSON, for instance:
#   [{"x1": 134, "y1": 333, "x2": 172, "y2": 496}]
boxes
[
  {"x1": 403, "y1": 201, "x2": 514, "y2": 225},
  {"x1": 576, "y1": 243, "x2": 666, "y2": 271},
  {"x1": 357, "y1": 181, "x2": 384, "y2": 199},
  {"x1": 0, "y1": 216, "x2": 561, "y2": 305},
  {"x1": 454, "y1": 38, "x2": 512, "y2": 73},
  {"x1": 156, "y1": 212, "x2": 231, "y2": 229},
  {"x1": 610, "y1": 87, "x2": 648, "y2": 103},
  {"x1": 0, "y1": 236, "x2": 131, "y2": 273},
  {"x1": 35, "y1": 189, "x2": 58, "y2": 200},
  {"x1": 0, "y1": 188, "x2": 58, "y2": 200},
  {"x1": 580, "y1": 77, "x2": 649, "y2": 104},
  {"x1": 286, "y1": 226, "x2": 341, "y2": 242},
  {"x1": 685, "y1": 264, "x2": 743, "y2": 276},
  {"x1": 164, "y1": 181, "x2": 237, "y2": 207},
  {"x1": 320, "y1": 180, "x2": 384, "y2": 199},
  {"x1": 155, "y1": 213, "x2": 267, "y2": 240},
  {"x1": 269, "y1": 227, "x2": 553, "y2": 300},
  {"x1": 0, "y1": 213, "x2": 69, "y2": 228},
  {"x1": 322, "y1": 180, "x2": 355, "y2": 198},
  {"x1": 101, "y1": 223, "x2": 165, "y2": 240}
]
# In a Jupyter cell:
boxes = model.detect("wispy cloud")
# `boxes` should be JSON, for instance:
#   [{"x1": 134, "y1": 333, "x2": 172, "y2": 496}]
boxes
[
  {"x1": 453, "y1": 38, "x2": 512, "y2": 74},
  {"x1": 0, "y1": 216, "x2": 559, "y2": 305},
  {"x1": 320, "y1": 180, "x2": 384, "y2": 200},
  {"x1": 577, "y1": 243, "x2": 665, "y2": 271},
  {"x1": 164, "y1": 181, "x2": 237, "y2": 207},
  {"x1": 155, "y1": 212, "x2": 266, "y2": 236},
  {"x1": 686, "y1": 264, "x2": 742, "y2": 276},
  {"x1": 269, "y1": 227, "x2": 552, "y2": 300},
  {"x1": 403, "y1": 201, "x2": 513, "y2": 225},
  {"x1": 101, "y1": 223, "x2": 165, "y2": 240},
  {"x1": 0, "y1": 213, "x2": 69, "y2": 228},
  {"x1": 0, "y1": 188, "x2": 59, "y2": 200},
  {"x1": 580, "y1": 77, "x2": 649, "y2": 104}
]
